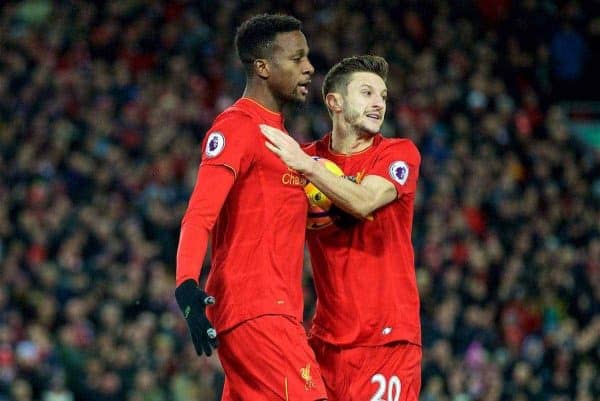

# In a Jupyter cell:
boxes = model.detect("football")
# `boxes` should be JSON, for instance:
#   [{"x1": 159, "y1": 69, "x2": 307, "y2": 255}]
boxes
[{"x1": 304, "y1": 157, "x2": 344, "y2": 230}]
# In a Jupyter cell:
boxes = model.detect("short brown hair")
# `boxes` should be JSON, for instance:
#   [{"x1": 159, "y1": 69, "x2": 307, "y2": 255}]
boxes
[{"x1": 322, "y1": 55, "x2": 389, "y2": 101}]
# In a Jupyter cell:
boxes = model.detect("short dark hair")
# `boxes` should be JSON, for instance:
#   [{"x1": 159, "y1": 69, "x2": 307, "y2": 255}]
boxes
[
  {"x1": 322, "y1": 55, "x2": 389, "y2": 101},
  {"x1": 235, "y1": 14, "x2": 302, "y2": 70}
]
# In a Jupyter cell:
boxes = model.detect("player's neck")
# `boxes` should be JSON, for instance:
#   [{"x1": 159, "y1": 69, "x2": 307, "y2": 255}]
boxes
[
  {"x1": 242, "y1": 83, "x2": 283, "y2": 114},
  {"x1": 330, "y1": 123, "x2": 375, "y2": 154}
]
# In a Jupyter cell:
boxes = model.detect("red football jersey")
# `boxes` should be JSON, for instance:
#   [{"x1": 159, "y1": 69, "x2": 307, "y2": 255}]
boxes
[
  {"x1": 197, "y1": 98, "x2": 309, "y2": 333},
  {"x1": 304, "y1": 133, "x2": 421, "y2": 346}
]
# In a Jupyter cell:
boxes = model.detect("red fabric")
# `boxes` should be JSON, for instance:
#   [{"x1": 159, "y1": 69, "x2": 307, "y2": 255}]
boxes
[
  {"x1": 175, "y1": 165, "x2": 234, "y2": 286},
  {"x1": 310, "y1": 337, "x2": 422, "y2": 401},
  {"x1": 181, "y1": 98, "x2": 309, "y2": 334},
  {"x1": 219, "y1": 315, "x2": 327, "y2": 401},
  {"x1": 304, "y1": 134, "x2": 422, "y2": 346}
]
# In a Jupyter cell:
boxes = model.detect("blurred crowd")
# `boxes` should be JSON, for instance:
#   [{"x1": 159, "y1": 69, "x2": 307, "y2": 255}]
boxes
[{"x1": 1, "y1": 1, "x2": 599, "y2": 401}]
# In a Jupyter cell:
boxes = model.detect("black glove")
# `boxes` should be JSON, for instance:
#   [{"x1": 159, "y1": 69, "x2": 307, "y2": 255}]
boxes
[{"x1": 175, "y1": 279, "x2": 218, "y2": 356}]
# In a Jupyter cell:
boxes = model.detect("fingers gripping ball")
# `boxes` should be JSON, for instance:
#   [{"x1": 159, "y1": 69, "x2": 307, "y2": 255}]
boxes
[{"x1": 304, "y1": 157, "x2": 344, "y2": 230}]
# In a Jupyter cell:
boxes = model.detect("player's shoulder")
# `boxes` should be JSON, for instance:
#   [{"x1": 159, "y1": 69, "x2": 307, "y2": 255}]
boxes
[
  {"x1": 214, "y1": 105, "x2": 256, "y2": 125},
  {"x1": 300, "y1": 139, "x2": 319, "y2": 154},
  {"x1": 379, "y1": 136, "x2": 419, "y2": 152},
  {"x1": 379, "y1": 137, "x2": 421, "y2": 162},
  {"x1": 210, "y1": 106, "x2": 258, "y2": 134},
  {"x1": 301, "y1": 134, "x2": 329, "y2": 155}
]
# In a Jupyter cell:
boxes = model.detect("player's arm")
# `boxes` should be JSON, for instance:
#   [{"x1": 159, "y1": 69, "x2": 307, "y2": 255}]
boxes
[
  {"x1": 176, "y1": 164, "x2": 234, "y2": 286},
  {"x1": 305, "y1": 166, "x2": 396, "y2": 219},
  {"x1": 175, "y1": 164, "x2": 234, "y2": 357},
  {"x1": 177, "y1": 116, "x2": 256, "y2": 357},
  {"x1": 260, "y1": 124, "x2": 396, "y2": 219}
]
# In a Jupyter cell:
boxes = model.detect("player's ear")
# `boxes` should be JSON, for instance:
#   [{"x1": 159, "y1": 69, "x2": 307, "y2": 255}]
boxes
[
  {"x1": 254, "y1": 59, "x2": 270, "y2": 79},
  {"x1": 326, "y1": 93, "x2": 343, "y2": 113}
]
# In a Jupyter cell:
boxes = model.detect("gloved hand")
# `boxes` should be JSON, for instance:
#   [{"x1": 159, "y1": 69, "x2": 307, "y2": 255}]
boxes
[{"x1": 175, "y1": 279, "x2": 218, "y2": 356}]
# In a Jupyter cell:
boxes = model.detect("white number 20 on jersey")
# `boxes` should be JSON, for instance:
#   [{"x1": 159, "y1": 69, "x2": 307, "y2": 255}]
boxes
[{"x1": 370, "y1": 374, "x2": 401, "y2": 401}]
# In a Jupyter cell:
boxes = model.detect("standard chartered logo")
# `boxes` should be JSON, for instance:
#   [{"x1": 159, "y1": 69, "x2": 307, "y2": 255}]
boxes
[{"x1": 281, "y1": 170, "x2": 308, "y2": 186}]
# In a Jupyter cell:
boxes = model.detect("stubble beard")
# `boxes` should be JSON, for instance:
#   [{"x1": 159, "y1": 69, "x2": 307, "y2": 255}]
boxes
[
  {"x1": 343, "y1": 106, "x2": 378, "y2": 135},
  {"x1": 273, "y1": 87, "x2": 306, "y2": 112},
  {"x1": 280, "y1": 90, "x2": 308, "y2": 113}
]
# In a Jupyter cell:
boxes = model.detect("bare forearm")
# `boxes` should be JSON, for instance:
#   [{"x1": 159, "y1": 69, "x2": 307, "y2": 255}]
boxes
[{"x1": 303, "y1": 162, "x2": 376, "y2": 219}]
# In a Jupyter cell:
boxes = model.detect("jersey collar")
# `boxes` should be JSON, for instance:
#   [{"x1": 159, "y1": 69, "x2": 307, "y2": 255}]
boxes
[
  {"x1": 324, "y1": 133, "x2": 382, "y2": 157},
  {"x1": 236, "y1": 97, "x2": 284, "y2": 126}
]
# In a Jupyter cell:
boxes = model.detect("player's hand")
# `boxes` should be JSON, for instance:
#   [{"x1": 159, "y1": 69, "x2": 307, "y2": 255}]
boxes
[
  {"x1": 175, "y1": 279, "x2": 218, "y2": 356},
  {"x1": 260, "y1": 124, "x2": 314, "y2": 173}
]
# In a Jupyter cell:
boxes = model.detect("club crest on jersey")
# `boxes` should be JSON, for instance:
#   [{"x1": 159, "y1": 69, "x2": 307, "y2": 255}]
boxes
[
  {"x1": 300, "y1": 363, "x2": 316, "y2": 391},
  {"x1": 344, "y1": 170, "x2": 366, "y2": 184},
  {"x1": 205, "y1": 132, "x2": 225, "y2": 157},
  {"x1": 389, "y1": 161, "x2": 409, "y2": 185}
]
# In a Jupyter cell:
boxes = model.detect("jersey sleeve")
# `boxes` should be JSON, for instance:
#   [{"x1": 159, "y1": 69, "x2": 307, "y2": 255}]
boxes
[
  {"x1": 176, "y1": 164, "x2": 235, "y2": 287},
  {"x1": 369, "y1": 140, "x2": 421, "y2": 197},
  {"x1": 200, "y1": 114, "x2": 257, "y2": 178}
]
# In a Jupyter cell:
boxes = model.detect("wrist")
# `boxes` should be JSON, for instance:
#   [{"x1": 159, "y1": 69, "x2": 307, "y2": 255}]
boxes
[
  {"x1": 175, "y1": 279, "x2": 202, "y2": 308},
  {"x1": 301, "y1": 155, "x2": 317, "y2": 177},
  {"x1": 176, "y1": 279, "x2": 199, "y2": 293}
]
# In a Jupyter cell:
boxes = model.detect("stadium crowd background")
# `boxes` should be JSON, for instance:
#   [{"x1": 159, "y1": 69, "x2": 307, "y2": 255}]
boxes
[{"x1": 1, "y1": 1, "x2": 599, "y2": 400}]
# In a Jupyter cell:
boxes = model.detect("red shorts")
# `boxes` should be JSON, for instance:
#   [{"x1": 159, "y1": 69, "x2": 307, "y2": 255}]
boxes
[
  {"x1": 218, "y1": 315, "x2": 327, "y2": 401},
  {"x1": 310, "y1": 337, "x2": 422, "y2": 401}
]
